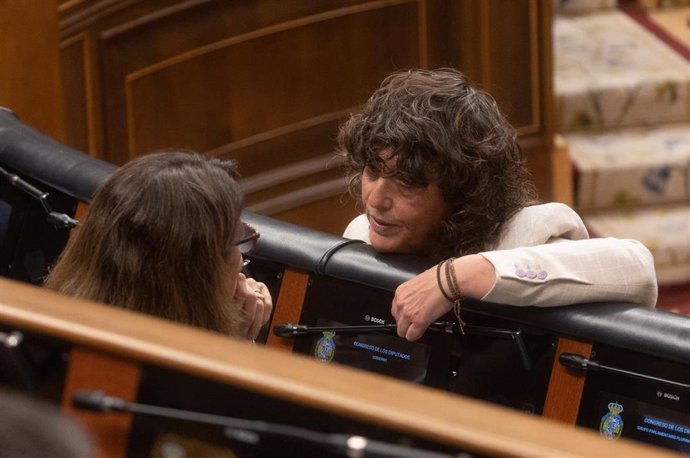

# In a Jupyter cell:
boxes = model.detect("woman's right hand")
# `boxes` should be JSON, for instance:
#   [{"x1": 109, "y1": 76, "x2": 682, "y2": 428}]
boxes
[{"x1": 234, "y1": 273, "x2": 273, "y2": 340}]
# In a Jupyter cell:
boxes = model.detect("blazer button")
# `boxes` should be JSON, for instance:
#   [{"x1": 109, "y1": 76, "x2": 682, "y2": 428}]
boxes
[
  {"x1": 526, "y1": 270, "x2": 537, "y2": 279},
  {"x1": 516, "y1": 268, "x2": 526, "y2": 278},
  {"x1": 537, "y1": 270, "x2": 548, "y2": 280}
]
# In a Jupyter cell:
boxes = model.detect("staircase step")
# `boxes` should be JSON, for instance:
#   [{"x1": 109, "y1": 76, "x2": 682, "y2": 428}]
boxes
[
  {"x1": 585, "y1": 204, "x2": 690, "y2": 285},
  {"x1": 554, "y1": 10, "x2": 690, "y2": 132},
  {"x1": 555, "y1": 0, "x2": 617, "y2": 15},
  {"x1": 565, "y1": 123, "x2": 690, "y2": 210}
]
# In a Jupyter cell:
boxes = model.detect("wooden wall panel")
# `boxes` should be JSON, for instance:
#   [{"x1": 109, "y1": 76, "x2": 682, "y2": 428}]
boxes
[
  {"x1": 208, "y1": 110, "x2": 350, "y2": 177},
  {"x1": 123, "y1": 4, "x2": 419, "y2": 157},
  {"x1": 427, "y1": 0, "x2": 555, "y2": 199},
  {"x1": 59, "y1": 35, "x2": 90, "y2": 153},
  {"x1": 270, "y1": 193, "x2": 358, "y2": 235},
  {"x1": 0, "y1": 0, "x2": 64, "y2": 140},
  {"x1": 57, "y1": 0, "x2": 555, "y2": 232},
  {"x1": 487, "y1": 1, "x2": 540, "y2": 134}
]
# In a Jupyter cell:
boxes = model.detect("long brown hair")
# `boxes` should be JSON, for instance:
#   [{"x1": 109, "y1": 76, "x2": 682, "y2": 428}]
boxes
[
  {"x1": 336, "y1": 68, "x2": 538, "y2": 259},
  {"x1": 45, "y1": 152, "x2": 244, "y2": 335}
]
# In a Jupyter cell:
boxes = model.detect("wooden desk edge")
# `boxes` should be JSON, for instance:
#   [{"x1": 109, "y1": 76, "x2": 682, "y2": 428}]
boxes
[{"x1": 0, "y1": 278, "x2": 677, "y2": 458}]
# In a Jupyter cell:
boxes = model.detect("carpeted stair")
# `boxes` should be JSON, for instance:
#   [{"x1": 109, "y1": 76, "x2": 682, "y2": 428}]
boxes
[{"x1": 554, "y1": 0, "x2": 690, "y2": 314}]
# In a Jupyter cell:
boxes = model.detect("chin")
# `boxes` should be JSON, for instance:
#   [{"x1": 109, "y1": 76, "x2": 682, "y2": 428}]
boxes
[
  {"x1": 370, "y1": 236, "x2": 425, "y2": 256},
  {"x1": 369, "y1": 237, "x2": 401, "y2": 254}
]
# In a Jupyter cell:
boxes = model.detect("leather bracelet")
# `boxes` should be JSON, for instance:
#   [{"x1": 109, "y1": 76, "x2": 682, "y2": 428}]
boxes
[
  {"x1": 445, "y1": 257, "x2": 466, "y2": 334},
  {"x1": 444, "y1": 257, "x2": 461, "y2": 301},
  {"x1": 436, "y1": 259, "x2": 455, "y2": 302}
]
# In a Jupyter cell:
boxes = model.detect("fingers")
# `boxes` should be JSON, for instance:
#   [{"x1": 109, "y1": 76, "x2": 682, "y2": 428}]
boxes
[
  {"x1": 246, "y1": 279, "x2": 273, "y2": 323},
  {"x1": 392, "y1": 283, "x2": 431, "y2": 342},
  {"x1": 405, "y1": 323, "x2": 428, "y2": 342},
  {"x1": 234, "y1": 273, "x2": 248, "y2": 298},
  {"x1": 247, "y1": 299, "x2": 263, "y2": 340},
  {"x1": 253, "y1": 282, "x2": 273, "y2": 325},
  {"x1": 391, "y1": 266, "x2": 452, "y2": 342},
  {"x1": 238, "y1": 277, "x2": 273, "y2": 341},
  {"x1": 392, "y1": 293, "x2": 430, "y2": 341},
  {"x1": 242, "y1": 296, "x2": 261, "y2": 340}
]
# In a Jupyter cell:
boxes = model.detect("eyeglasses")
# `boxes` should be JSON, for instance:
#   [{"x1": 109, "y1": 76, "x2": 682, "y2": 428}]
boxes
[{"x1": 232, "y1": 222, "x2": 260, "y2": 255}]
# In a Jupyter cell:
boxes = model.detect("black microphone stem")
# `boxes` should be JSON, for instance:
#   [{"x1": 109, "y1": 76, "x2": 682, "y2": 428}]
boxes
[
  {"x1": 71, "y1": 390, "x2": 460, "y2": 458},
  {"x1": 0, "y1": 165, "x2": 79, "y2": 229}
]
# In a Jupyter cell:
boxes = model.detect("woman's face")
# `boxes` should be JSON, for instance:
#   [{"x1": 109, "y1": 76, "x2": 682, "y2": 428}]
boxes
[
  {"x1": 225, "y1": 223, "x2": 246, "y2": 290},
  {"x1": 227, "y1": 245, "x2": 243, "y2": 279},
  {"x1": 360, "y1": 151, "x2": 447, "y2": 255}
]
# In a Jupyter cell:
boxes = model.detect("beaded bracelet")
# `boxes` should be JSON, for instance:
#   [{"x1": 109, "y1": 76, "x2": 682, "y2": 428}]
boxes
[
  {"x1": 445, "y1": 258, "x2": 466, "y2": 334},
  {"x1": 435, "y1": 258, "x2": 466, "y2": 334}
]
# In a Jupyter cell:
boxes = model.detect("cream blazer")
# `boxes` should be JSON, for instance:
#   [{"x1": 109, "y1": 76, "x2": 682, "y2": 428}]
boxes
[{"x1": 343, "y1": 203, "x2": 658, "y2": 308}]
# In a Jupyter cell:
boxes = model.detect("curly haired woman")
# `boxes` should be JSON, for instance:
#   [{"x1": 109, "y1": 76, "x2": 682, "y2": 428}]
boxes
[{"x1": 338, "y1": 68, "x2": 657, "y2": 341}]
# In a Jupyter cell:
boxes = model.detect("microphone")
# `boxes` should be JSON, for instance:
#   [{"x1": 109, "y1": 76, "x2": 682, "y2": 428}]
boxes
[
  {"x1": 275, "y1": 322, "x2": 533, "y2": 370},
  {"x1": 273, "y1": 321, "x2": 467, "y2": 337},
  {"x1": 72, "y1": 390, "x2": 127, "y2": 412},
  {"x1": 71, "y1": 390, "x2": 460, "y2": 457},
  {"x1": 558, "y1": 353, "x2": 593, "y2": 371},
  {"x1": 273, "y1": 323, "x2": 398, "y2": 337},
  {"x1": 0, "y1": 165, "x2": 80, "y2": 229},
  {"x1": 47, "y1": 211, "x2": 79, "y2": 229},
  {"x1": 559, "y1": 353, "x2": 690, "y2": 389}
]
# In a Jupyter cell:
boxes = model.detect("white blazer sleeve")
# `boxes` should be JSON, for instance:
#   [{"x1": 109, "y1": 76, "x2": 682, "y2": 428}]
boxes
[{"x1": 479, "y1": 203, "x2": 658, "y2": 307}]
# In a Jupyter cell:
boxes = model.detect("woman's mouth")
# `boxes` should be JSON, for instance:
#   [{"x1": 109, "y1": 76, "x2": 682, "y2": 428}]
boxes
[{"x1": 369, "y1": 215, "x2": 398, "y2": 235}]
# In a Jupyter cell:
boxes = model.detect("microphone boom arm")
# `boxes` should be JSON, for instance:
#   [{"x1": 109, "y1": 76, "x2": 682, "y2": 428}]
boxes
[{"x1": 71, "y1": 390, "x2": 460, "y2": 458}]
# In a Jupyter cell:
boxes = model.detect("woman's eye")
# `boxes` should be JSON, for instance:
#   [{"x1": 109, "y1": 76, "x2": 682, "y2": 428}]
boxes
[
  {"x1": 363, "y1": 167, "x2": 379, "y2": 179},
  {"x1": 396, "y1": 178, "x2": 413, "y2": 189}
]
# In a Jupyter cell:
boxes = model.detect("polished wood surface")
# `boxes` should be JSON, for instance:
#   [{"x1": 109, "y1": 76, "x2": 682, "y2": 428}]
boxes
[
  {"x1": 552, "y1": 134, "x2": 574, "y2": 206},
  {"x1": 61, "y1": 348, "x2": 140, "y2": 458},
  {"x1": 265, "y1": 269, "x2": 310, "y2": 351},
  {"x1": 0, "y1": 278, "x2": 678, "y2": 457},
  {"x1": 542, "y1": 337, "x2": 593, "y2": 424},
  {"x1": 0, "y1": 0, "x2": 64, "y2": 140}
]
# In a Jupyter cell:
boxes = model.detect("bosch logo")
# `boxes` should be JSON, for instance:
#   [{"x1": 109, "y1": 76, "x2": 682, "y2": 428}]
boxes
[
  {"x1": 663, "y1": 392, "x2": 680, "y2": 401},
  {"x1": 656, "y1": 390, "x2": 680, "y2": 401}
]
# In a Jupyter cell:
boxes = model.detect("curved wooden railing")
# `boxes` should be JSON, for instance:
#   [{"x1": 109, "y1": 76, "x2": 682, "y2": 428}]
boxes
[{"x1": 0, "y1": 277, "x2": 678, "y2": 458}]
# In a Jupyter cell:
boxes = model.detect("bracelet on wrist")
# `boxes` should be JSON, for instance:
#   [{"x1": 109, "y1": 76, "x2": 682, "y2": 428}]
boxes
[
  {"x1": 444, "y1": 257, "x2": 466, "y2": 334},
  {"x1": 436, "y1": 259, "x2": 455, "y2": 302}
]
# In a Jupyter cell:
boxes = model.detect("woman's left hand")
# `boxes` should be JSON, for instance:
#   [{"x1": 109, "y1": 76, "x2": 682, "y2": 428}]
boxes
[
  {"x1": 391, "y1": 265, "x2": 452, "y2": 342},
  {"x1": 392, "y1": 255, "x2": 495, "y2": 341}
]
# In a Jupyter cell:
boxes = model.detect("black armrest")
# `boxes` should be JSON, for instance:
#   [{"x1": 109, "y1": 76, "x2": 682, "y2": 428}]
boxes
[
  {"x1": 243, "y1": 211, "x2": 434, "y2": 291},
  {"x1": 464, "y1": 300, "x2": 690, "y2": 367},
  {"x1": 0, "y1": 107, "x2": 116, "y2": 202},
  {"x1": 2, "y1": 107, "x2": 687, "y2": 369}
]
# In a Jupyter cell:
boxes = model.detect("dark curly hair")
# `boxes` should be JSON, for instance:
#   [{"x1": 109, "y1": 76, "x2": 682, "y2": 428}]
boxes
[{"x1": 336, "y1": 68, "x2": 538, "y2": 260}]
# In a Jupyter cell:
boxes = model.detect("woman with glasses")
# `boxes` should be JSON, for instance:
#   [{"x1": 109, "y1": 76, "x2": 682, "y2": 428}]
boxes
[{"x1": 44, "y1": 152, "x2": 272, "y2": 341}]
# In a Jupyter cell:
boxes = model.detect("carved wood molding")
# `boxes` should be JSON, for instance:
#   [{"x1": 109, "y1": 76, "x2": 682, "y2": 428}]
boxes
[
  {"x1": 246, "y1": 178, "x2": 348, "y2": 215},
  {"x1": 205, "y1": 106, "x2": 359, "y2": 160}
]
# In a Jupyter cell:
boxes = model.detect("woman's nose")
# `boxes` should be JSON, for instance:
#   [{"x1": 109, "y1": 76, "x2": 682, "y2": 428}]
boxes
[{"x1": 367, "y1": 178, "x2": 393, "y2": 210}]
